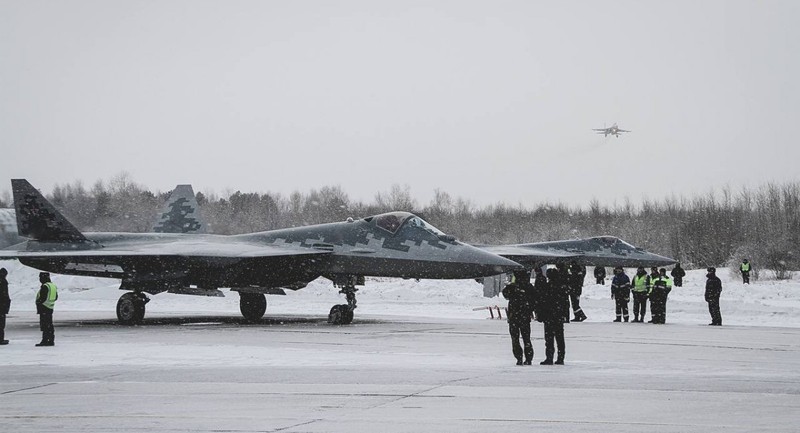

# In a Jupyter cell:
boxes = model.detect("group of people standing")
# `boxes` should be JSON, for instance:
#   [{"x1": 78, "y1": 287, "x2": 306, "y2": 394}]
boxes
[
  {"x1": 502, "y1": 260, "x2": 743, "y2": 365},
  {"x1": 603, "y1": 263, "x2": 725, "y2": 326},
  {"x1": 606, "y1": 265, "x2": 677, "y2": 324},
  {"x1": 0, "y1": 269, "x2": 58, "y2": 347},
  {"x1": 502, "y1": 263, "x2": 586, "y2": 366}
]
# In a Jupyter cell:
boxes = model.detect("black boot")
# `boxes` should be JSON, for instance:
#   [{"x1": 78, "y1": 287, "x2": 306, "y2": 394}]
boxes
[
  {"x1": 613, "y1": 317, "x2": 621, "y2": 322},
  {"x1": 540, "y1": 358, "x2": 553, "y2": 365},
  {"x1": 516, "y1": 358, "x2": 523, "y2": 366},
  {"x1": 554, "y1": 358, "x2": 564, "y2": 365}
]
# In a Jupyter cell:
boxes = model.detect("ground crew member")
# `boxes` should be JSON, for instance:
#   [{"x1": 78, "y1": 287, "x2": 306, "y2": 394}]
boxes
[
  {"x1": 648, "y1": 268, "x2": 673, "y2": 324},
  {"x1": 502, "y1": 271, "x2": 533, "y2": 365},
  {"x1": 0, "y1": 268, "x2": 9, "y2": 345},
  {"x1": 567, "y1": 261, "x2": 588, "y2": 322},
  {"x1": 35, "y1": 272, "x2": 57, "y2": 347},
  {"x1": 594, "y1": 266, "x2": 606, "y2": 285},
  {"x1": 740, "y1": 259, "x2": 752, "y2": 284},
  {"x1": 670, "y1": 263, "x2": 686, "y2": 287},
  {"x1": 650, "y1": 266, "x2": 660, "y2": 281},
  {"x1": 555, "y1": 263, "x2": 571, "y2": 323},
  {"x1": 610, "y1": 267, "x2": 631, "y2": 322},
  {"x1": 631, "y1": 267, "x2": 650, "y2": 322},
  {"x1": 705, "y1": 267, "x2": 723, "y2": 326},
  {"x1": 536, "y1": 268, "x2": 566, "y2": 365}
]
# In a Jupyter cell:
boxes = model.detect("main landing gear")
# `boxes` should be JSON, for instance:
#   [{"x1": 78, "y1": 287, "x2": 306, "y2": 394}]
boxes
[
  {"x1": 239, "y1": 293, "x2": 267, "y2": 322},
  {"x1": 116, "y1": 292, "x2": 150, "y2": 325},
  {"x1": 328, "y1": 279, "x2": 359, "y2": 325}
]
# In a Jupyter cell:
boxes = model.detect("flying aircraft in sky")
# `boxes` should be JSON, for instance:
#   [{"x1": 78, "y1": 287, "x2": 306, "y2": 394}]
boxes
[
  {"x1": 2, "y1": 179, "x2": 522, "y2": 325},
  {"x1": 593, "y1": 123, "x2": 631, "y2": 137}
]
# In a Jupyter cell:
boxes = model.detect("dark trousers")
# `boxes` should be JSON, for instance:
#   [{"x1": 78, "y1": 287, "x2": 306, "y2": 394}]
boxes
[
  {"x1": 0, "y1": 314, "x2": 5, "y2": 341},
  {"x1": 650, "y1": 292, "x2": 668, "y2": 324},
  {"x1": 39, "y1": 312, "x2": 54, "y2": 344},
  {"x1": 632, "y1": 292, "x2": 648, "y2": 320},
  {"x1": 674, "y1": 277, "x2": 683, "y2": 287},
  {"x1": 741, "y1": 271, "x2": 750, "y2": 284},
  {"x1": 509, "y1": 321, "x2": 533, "y2": 363},
  {"x1": 569, "y1": 291, "x2": 586, "y2": 320},
  {"x1": 615, "y1": 296, "x2": 629, "y2": 320},
  {"x1": 708, "y1": 298, "x2": 722, "y2": 325},
  {"x1": 543, "y1": 321, "x2": 565, "y2": 362},
  {"x1": 596, "y1": 277, "x2": 604, "y2": 285}
]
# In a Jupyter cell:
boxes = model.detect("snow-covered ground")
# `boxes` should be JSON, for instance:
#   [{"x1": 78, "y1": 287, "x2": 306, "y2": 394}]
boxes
[
  {"x1": 2, "y1": 259, "x2": 798, "y2": 327},
  {"x1": 3, "y1": 259, "x2": 800, "y2": 432}
]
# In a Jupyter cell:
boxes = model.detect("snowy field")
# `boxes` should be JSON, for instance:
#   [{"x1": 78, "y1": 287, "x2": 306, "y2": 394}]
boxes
[
  {"x1": 2, "y1": 259, "x2": 799, "y2": 328},
  {"x1": 2, "y1": 260, "x2": 800, "y2": 432}
]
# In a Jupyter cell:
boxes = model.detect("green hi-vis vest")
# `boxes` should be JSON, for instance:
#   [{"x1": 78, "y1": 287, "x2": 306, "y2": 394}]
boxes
[
  {"x1": 741, "y1": 263, "x2": 751, "y2": 272},
  {"x1": 37, "y1": 282, "x2": 58, "y2": 310},
  {"x1": 632, "y1": 274, "x2": 649, "y2": 292}
]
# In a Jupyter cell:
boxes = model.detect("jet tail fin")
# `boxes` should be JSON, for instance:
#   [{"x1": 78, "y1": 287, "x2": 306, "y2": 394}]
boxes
[
  {"x1": 152, "y1": 184, "x2": 206, "y2": 234},
  {"x1": 11, "y1": 179, "x2": 89, "y2": 242}
]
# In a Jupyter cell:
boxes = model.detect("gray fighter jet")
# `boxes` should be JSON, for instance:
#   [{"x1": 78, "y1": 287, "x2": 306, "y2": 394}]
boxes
[
  {"x1": 2, "y1": 179, "x2": 522, "y2": 325},
  {"x1": 479, "y1": 237, "x2": 675, "y2": 269},
  {"x1": 593, "y1": 123, "x2": 630, "y2": 137}
]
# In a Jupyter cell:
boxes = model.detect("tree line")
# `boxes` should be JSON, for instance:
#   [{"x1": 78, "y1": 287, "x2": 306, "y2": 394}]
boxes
[{"x1": 1, "y1": 173, "x2": 796, "y2": 279}]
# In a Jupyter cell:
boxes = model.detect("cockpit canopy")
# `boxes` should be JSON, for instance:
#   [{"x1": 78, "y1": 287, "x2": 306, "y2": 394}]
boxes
[
  {"x1": 364, "y1": 212, "x2": 447, "y2": 237},
  {"x1": 589, "y1": 236, "x2": 640, "y2": 251}
]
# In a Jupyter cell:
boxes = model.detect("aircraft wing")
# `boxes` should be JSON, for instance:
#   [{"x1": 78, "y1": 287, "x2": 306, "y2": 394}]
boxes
[
  {"x1": 477, "y1": 245, "x2": 581, "y2": 267},
  {"x1": 618, "y1": 129, "x2": 631, "y2": 133},
  {"x1": 0, "y1": 241, "x2": 331, "y2": 259},
  {"x1": 478, "y1": 238, "x2": 675, "y2": 268}
]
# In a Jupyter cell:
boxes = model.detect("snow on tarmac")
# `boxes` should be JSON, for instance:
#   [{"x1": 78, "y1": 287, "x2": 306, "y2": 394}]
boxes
[{"x1": 2, "y1": 260, "x2": 800, "y2": 432}]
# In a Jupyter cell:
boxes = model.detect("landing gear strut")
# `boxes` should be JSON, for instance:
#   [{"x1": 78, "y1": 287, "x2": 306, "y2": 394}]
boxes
[
  {"x1": 116, "y1": 292, "x2": 149, "y2": 325},
  {"x1": 328, "y1": 284, "x2": 358, "y2": 325}
]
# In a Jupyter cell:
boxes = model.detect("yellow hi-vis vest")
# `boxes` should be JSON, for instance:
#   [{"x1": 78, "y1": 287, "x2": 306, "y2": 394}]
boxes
[
  {"x1": 37, "y1": 282, "x2": 58, "y2": 310},
  {"x1": 632, "y1": 274, "x2": 649, "y2": 292},
  {"x1": 741, "y1": 262, "x2": 751, "y2": 272}
]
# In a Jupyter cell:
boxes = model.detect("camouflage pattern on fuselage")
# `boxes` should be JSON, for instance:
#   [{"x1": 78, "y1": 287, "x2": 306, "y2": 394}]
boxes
[{"x1": 4, "y1": 179, "x2": 521, "y2": 295}]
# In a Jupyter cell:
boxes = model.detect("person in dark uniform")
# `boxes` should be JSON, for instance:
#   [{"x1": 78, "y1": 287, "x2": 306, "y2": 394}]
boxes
[
  {"x1": 502, "y1": 271, "x2": 534, "y2": 365},
  {"x1": 705, "y1": 267, "x2": 723, "y2": 326},
  {"x1": 630, "y1": 267, "x2": 650, "y2": 323},
  {"x1": 648, "y1": 268, "x2": 672, "y2": 324},
  {"x1": 555, "y1": 263, "x2": 571, "y2": 323},
  {"x1": 670, "y1": 263, "x2": 686, "y2": 287},
  {"x1": 740, "y1": 259, "x2": 751, "y2": 284},
  {"x1": 535, "y1": 268, "x2": 567, "y2": 365},
  {"x1": 594, "y1": 266, "x2": 606, "y2": 285},
  {"x1": 610, "y1": 267, "x2": 631, "y2": 322},
  {"x1": 35, "y1": 272, "x2": 58, "y2": 347},
  {"x1": 567, "y1": 261, "x2": 588, "y2": 322},
  {"x1": 0, "y1": 268, "x2": 9, "y2": 345}
]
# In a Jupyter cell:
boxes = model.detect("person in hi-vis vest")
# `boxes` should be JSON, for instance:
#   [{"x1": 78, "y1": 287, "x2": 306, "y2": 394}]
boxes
[{"x1": 35, "y1": 272, "x2": 58, "y2": 347}]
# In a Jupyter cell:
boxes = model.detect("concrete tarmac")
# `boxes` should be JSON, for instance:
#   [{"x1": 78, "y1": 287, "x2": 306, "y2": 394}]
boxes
[{"x1": 2, "y1": 311, "x2": 799, "y2": 432}]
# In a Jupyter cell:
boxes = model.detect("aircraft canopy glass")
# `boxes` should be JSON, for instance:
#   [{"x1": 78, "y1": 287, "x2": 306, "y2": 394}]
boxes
[{"x1": 371, "y1": 212, "x2": 447, "y2": 237}]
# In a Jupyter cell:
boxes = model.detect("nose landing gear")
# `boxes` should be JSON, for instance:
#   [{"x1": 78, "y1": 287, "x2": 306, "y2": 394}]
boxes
[{"x1": 328, "y1": 276, "x2": 362, "y2": 325}]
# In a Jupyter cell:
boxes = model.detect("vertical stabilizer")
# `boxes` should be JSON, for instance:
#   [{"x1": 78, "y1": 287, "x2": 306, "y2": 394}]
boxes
[
  {"x1": 153, "y1": 184, "x2": 206, "y2": 234},
  {"x1": 11, "y1": 179, "x2": 88, "y2": 242}
]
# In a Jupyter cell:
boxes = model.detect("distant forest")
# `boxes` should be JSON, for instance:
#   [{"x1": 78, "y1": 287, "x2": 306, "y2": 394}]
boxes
[{"x1": 2, "y1": 173, "x2": 797, "y2": 279}]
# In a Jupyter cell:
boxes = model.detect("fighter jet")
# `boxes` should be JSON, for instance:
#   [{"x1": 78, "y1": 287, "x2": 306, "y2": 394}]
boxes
[
  {"x1": 479, "y1": 237, "x2": 675, "y2": 269},
  {"x1": 593, "y1": 123, "x2": 630, "y2": 137},
  {"x1": 2, "y1": 179, "x2": 521, "y2": 325}
]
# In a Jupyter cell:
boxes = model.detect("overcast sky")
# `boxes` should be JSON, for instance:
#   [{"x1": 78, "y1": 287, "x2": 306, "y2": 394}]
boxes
[{"x1": 1, "y1": 0, "x2": 798, "y2": 208}]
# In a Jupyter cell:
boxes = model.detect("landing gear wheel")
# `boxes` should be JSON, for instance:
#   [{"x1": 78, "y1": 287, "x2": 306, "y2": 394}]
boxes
[
  {"x1": 239, "y1": 293, "x2": 267, "y2": 322},
  {"x1": 116, "y1": 292, "x2": 147, "y2": 325},
  {"x1": 328, "y1": 304, "x2": 353, "y2": 325}
]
